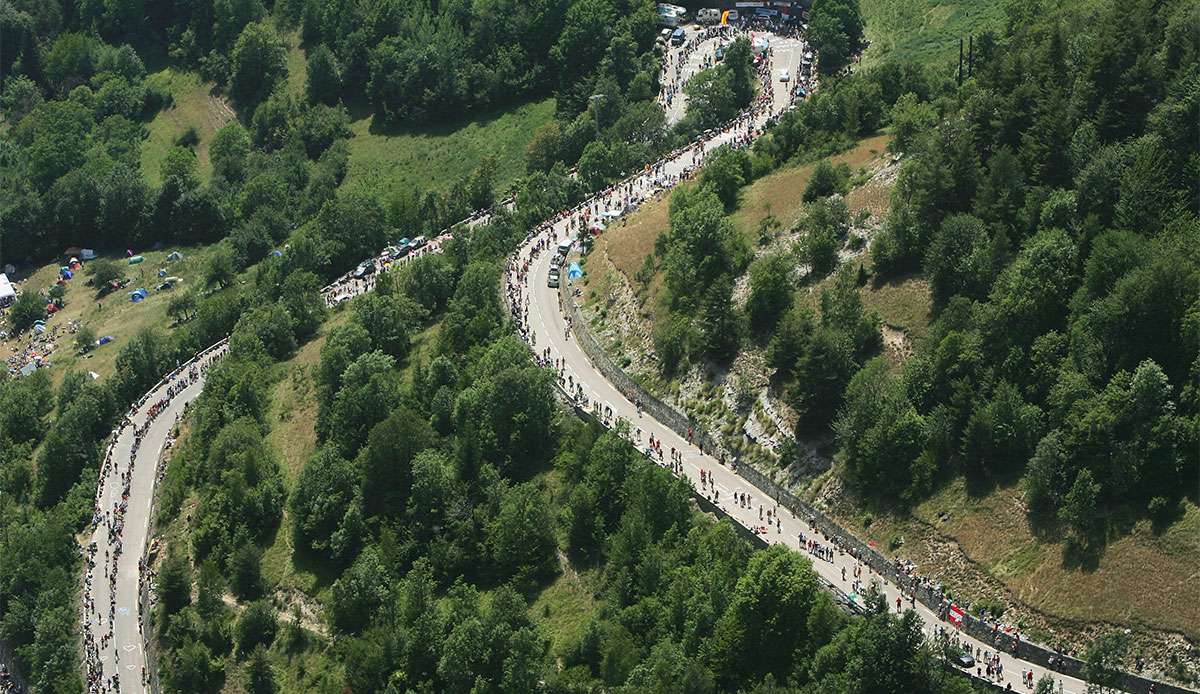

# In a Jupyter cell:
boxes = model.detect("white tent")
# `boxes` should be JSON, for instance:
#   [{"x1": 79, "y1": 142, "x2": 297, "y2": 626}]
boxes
[{"x1": 0, "y1": 273, "x2": 15, "y2": 306}]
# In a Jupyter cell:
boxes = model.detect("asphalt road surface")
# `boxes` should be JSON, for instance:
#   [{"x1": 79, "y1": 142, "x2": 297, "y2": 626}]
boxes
[
  {"x1": 660, "y1": 25, "x2": 810, "y2": 124},
  {"x1": 506, "y1": 38, "x2": 1105, "y2": 694},
  {"x1": 83, "y1": 345, "x2": 225, "y2": 694},
  {"x1": 78, "y1": 27, "x2": 1135, "y2": 694}
]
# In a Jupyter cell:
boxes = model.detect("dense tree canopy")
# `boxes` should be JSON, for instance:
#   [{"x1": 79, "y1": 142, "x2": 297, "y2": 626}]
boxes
[
  {"x1": 844, "y1": 0, "x2": 1200, "y2": 546},
  {"x1": 5, "y1": 0, "x2": 1189, "y2": 690}
]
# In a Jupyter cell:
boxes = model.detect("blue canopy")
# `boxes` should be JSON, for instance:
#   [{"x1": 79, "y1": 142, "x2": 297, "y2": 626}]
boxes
[{"x1": 567, "y1": 262, "x2": 583, "y2": 280}]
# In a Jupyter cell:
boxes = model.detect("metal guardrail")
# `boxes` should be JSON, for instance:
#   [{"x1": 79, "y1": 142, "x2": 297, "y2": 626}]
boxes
[
  {"x1": 563, "y1": 287, "x2": 725, "y2": 458},
  {"x1": 557, "y1": 246, "x2": 1193, "y2": 694},
  {"x1": 67, "y1": 57, "x2": 1190, "y2": 694},
  {"x1": 79, "y1": 197, "x2": 496, "y2": 694}
]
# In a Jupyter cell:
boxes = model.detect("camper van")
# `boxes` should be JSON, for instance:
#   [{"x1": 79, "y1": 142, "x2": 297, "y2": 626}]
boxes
[
  {"x1": 657, "y1": 3, "x2": 687, "y2": 18},
  {"x1": 0, "y1": 273, "x2": 14, "y2": 308},
  {"x1": 656, "y1": 3, "x2": 687, "y2": 27}
]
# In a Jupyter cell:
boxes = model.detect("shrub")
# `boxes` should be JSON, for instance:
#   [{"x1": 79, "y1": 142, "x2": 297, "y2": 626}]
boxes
[
  {"x1": 176, "y1": 125, "x2": 200, "y2": 148},
  {"x1": 8, "y1": 292, "x2": 44, "y2": 333},
  {"x1": 803, "y1": 160, "x2": 849, "y2": 202},
  {"x1": 236, "y1": 600, "x2": 278, "y2": 655}
]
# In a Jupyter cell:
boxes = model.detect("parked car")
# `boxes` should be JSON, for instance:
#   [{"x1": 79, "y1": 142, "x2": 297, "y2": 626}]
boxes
[
  {"x1": 354, "y1": 262, "x2": 376, "y2": 279},
  {"x1": 409, "y1": 236, "x2": 428, "y2": 249},
  {"x1": 555, "y1": 240, "x2": 572, "y2": 265},
  {"x1": 951, "y1": 649, "x2": 975, "y2": 669},
  {"x1": 547, "y1": 267, "x2": 560, "y2": 289}
]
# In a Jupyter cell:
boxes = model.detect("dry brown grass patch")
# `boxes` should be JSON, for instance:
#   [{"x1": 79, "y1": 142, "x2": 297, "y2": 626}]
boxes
[
  {"x1": 860, "y1": 275, "x2": 932, "y2": 345},
  {"x1": 731, "y1": 134, "x2": 892, "y2": 240},
  {"x1": 914, "y1": 484, "x2": 1200, "y2": 639}
]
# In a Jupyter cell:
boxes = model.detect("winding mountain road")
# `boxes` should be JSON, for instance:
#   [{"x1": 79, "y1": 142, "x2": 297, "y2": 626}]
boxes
[
  {"x1": 502, "y1": 31, "x2": 1117, "y2": 694},
  {"x1": 80, "y1": 244, "x2": 445, "y2": 694},
  {"x1": 74, "y1": 25, "x2": 1170, "y2": 694},
  {"x1": 505, "y1": 151, "x2": 1104, "y2": 694},
  {"x1": 83, "y1": 345, "x2": 226, "y2": 693}
]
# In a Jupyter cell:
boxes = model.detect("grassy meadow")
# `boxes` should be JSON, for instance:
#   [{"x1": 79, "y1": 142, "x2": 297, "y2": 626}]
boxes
[
  {"x1": 1, "y1": 246, "x2": 221, "y2": 389},
  {"x1": 858, "y1": 0, "x2": 1007, "y2": 69},
  {"x1": 141, "y1": 69, "x2": 236, "y2": 185},
  {"x1": 342, "y1": 98, "x2": 556, "y2": 198}
]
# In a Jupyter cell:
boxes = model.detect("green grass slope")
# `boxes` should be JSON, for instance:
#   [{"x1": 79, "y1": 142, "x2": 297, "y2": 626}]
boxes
[
  {"x1": 342, "y1": 98, "x2": 556, "y2": 198},
  {"x1": 141, "y1": 69, "x2": 236, "y2": 185},
  {"x1": 858, "y1": 0, "x2": 1006, "y2": 69}
]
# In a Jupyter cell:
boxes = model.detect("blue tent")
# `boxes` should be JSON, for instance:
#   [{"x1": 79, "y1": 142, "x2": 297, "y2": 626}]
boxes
[
  {"x1": 129, "y1": 288, "x2": 149, "y2": 302},
  {"x1": 567, "y1": 261, "x2": 583, "y2": 280}
]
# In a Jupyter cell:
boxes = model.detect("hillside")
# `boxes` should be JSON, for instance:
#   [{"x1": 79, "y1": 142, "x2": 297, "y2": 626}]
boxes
[
  {"x1": 570, "y1": 0, "x2": 1200, "y2": 685},
  {"x1": 140, "y1": 69, "x2": 237, "y2": 185},
  {"x1": 2, "y1": 0, "x2": 1194, "y2": 691},
  {"x1": 140, "y1": 216, "x2": 993, "y2": 694},
  {"x1": 343, "y1": 98, "x2": 557, "y2": 199},
  {"x1": 1, "y1": 1, "x2": 681, "y2": 686},
  {"x1": 1, "y1": 247, "x2": 221, "y2": 386},
  {"x1": 858, "y1": 0, "x2": 1006, "y2": 69},
  {"x1": 579, "y1": 133, "x2": 917, "y2": 472}
]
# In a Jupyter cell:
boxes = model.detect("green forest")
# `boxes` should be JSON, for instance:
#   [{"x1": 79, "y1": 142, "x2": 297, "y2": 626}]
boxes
[
  {"x1": 0, "y1": 0, "x2": 785, "y2": 267},
  {"x1": 0, "y1": 0, "x2": 1196, "y2": 691},
  {"x1": 641, "y1": 0, "x2": 1198, "y2": 566}
]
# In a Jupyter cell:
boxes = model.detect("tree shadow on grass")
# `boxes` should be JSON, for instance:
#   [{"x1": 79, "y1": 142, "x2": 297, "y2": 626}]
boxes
[
  {"x1": 961, "y1": 463, "x2": 1024, "y2": 500},
  {"x1": 1060, "y1": 534, "x2": 1104, "y2": 573},
  {"x1": 1148, "y1": 496, "x2": 1190, "y2": 535},
  {"x1": 361, "y1": 99, "x2": 518, "y2": 139},
  {"x1": 869, "y1": 268, "x2": 924, "y2": 294},
  {"x1": 259, "y1": 520, "x2": 344, "y2": 594}
]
